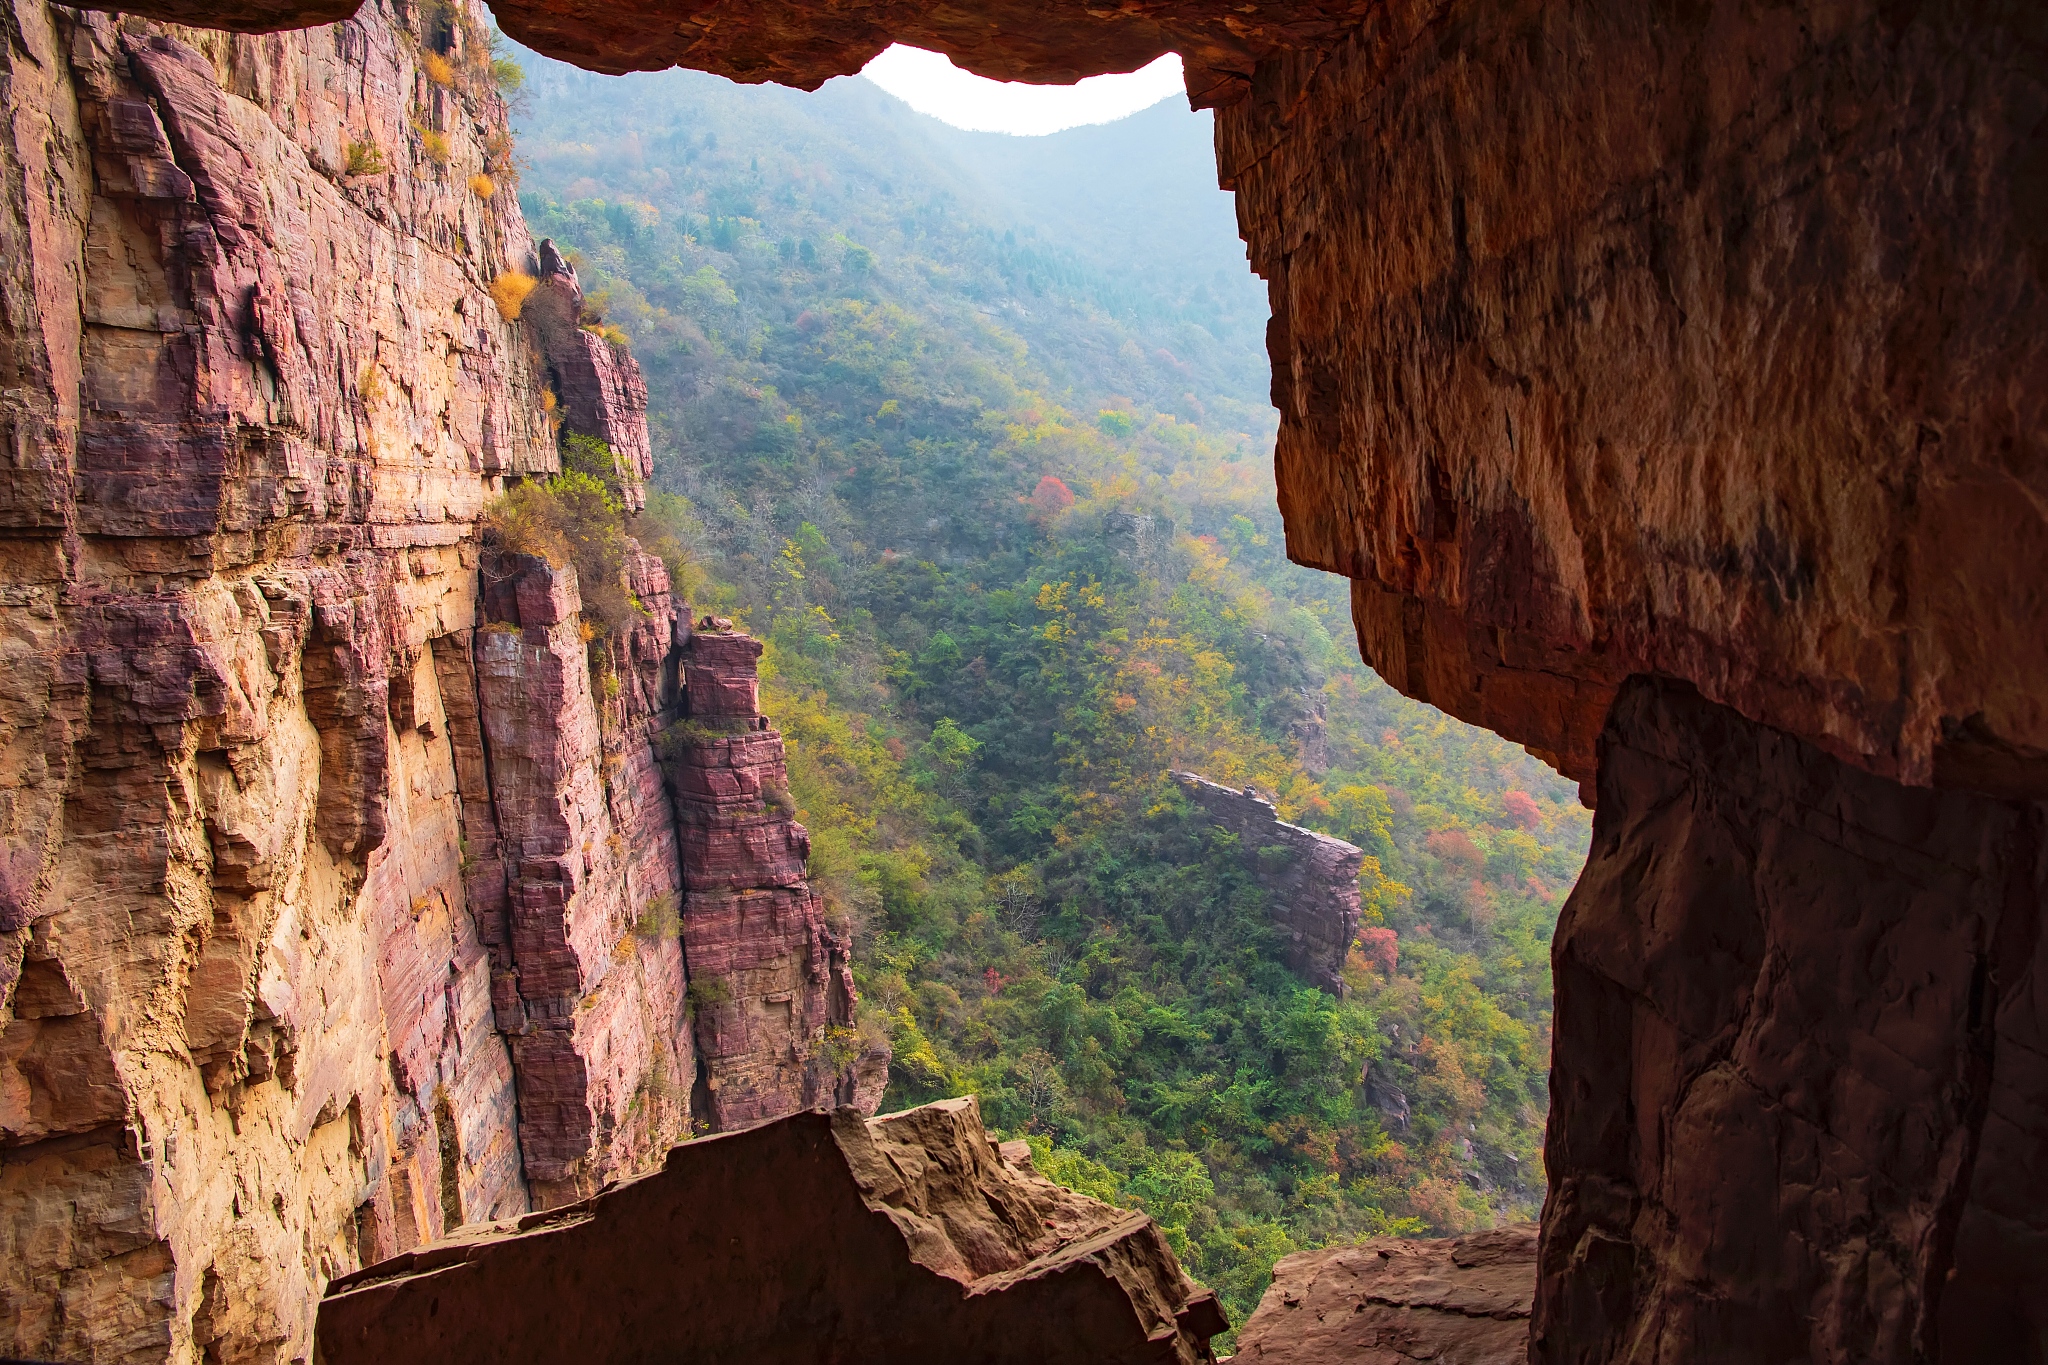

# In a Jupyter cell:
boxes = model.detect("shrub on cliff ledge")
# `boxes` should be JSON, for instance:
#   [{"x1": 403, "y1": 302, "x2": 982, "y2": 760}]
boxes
[
  {"x1": 490, "y1": 269, "x2": 536, "y2": 320},
  {"x1": 344, "y1": 137, "x2": 387, "y2": 176},
  {"x1": 481, "y1": 471, "x2": 639, "y2": 635}
]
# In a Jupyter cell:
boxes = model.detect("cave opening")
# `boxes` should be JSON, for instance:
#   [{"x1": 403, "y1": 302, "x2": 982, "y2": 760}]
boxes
[{"x1": 1, "y1": 0, "x2": 2041, "y2": 1360}]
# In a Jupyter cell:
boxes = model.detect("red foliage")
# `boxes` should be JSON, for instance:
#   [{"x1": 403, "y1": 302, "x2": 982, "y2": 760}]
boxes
[
  {"x1": 1500, "y1": 789, "x2": 1542, "y2": 829},
  {"x1": 794, "y1": 309, "x2": 824, "y2": 333},
  {"x1": 1424, "y1": 827, "x2": 1484, "y2": 873},
  {"x1": 984, "y1": 967, "x2": 1006, "y2": 997},
  {"x1": 1357, "y1": 925, "x2": 1398, "y2": 977},
  {"x1": 1029, "y1": 474, "x2": 1075, "y2": 516}
]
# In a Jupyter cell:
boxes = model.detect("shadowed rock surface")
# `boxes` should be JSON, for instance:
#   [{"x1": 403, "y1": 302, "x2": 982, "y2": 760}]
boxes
[
  {"x1": 317, "y1": 1097, "x2": 1227, "y2": 1365},
  {"x1": 1172, "y1": 772, "x2": 1363, "y2": 995},
  {"x1": 1233, "y1": 1224, "x2": 1534, "y2": 1364},
  {"x1": 1541, "y1": 678, "x2": 2048, "y2": 1360}
]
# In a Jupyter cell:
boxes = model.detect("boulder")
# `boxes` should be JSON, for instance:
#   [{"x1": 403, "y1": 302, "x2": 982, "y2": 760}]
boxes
[
  {"x1": 1232, "y1": 1225, "x2": 1534, "y2": 1365},
  {"x1": 318, "y1": 1097, "x2": 1227, "y2": 1364}
]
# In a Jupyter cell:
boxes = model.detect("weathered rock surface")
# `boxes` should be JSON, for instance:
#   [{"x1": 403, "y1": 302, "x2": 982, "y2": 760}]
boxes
[
  {"x1": 318, "y1": 1096, "x2": 1226, "y2": 1364},
  {"x1": 663, "y1": 626, "x2": 889, "y2": 1128},
  {"x1": 1541, "y1": 678, "x2": 2048, "y2": 1361},
  {"x1": 1230, "y1": 0, "x2": 2048, "y2": 801},
  {"x1": 470, "y1": 548, "x2": 695, "y2": 1207},
  {"x1": 521, "y1": 238, "x2": 653, "y2": 508},
  {"x1": 1173, "y1": 772, "x2": 1362, "y2": 995},
  {"x1": 9, "y1": 0, "x2": 2045, "y2": 1359},
  {"x1": 0, "y1": 1, "x2": 876, "y2": 1358},
  {"x1": 1233, "y1": 1224, "x2": 1535, "y2": 1364},
  {"x1": 0, "y1": 5, "x2": 555, "y2": 1357}
]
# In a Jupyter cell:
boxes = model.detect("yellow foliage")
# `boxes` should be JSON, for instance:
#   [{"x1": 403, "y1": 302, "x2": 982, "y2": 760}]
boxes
[
  {"x1": 344, "y1": 137, "x2": 386, "y2": 176},
  {"x1": 489, "y1": 270, "x2": 536, "y2": 321},
  {"x1": 414, "y1": 123, "x2": 451, "y2": 166},
  {"x1": 420, "y1": 51, "x2": 456, "y2": 86},
  {"x1": 469, "y1": 172, "x2": 497, "y2": 199}
]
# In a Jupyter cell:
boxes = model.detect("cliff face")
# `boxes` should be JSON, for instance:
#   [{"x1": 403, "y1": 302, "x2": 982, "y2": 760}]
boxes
[
  {"x1": 1543, "y1": 679, "x2": 2048, "y2": 1360},
  {"x1": 1172, "y1": 772, "x2": 1363, "y2": 996},
  {"x1": 664, "y1": 629, "x2": 890, "y2": 1128},
  {"x1": 1209, "y1": 3, "x2": 2048, "y2": 1353},
  {"x1": 0, "y1": 3, "x2": 878, "y2": 1360},
  {"x1": 1226, "y1": 0, "x2": 2048, "y2": 801}
]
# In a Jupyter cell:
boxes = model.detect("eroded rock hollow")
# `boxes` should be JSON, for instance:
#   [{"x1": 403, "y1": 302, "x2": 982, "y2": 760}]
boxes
[{"x1": 5, "y1": 0, "x2": 2045, "y2": 1358}]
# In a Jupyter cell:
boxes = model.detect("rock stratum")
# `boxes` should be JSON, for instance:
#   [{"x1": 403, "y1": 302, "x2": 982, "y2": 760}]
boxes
[
  {"x1": 5, "y1": 0, "x2": 2045, "y2": 1359},
  {"x1": 0, "y1": 3, "x2": 880, "y2": 1360},
  {"x1": 316, "y1": 1096, "x2": 1226, "y2": 1364},
  {"x1": 1172, "y1": 772, "x2": 1362, "y2": 996}
]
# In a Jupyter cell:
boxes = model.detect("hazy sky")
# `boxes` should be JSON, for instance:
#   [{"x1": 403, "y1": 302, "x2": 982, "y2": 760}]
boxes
[{"x1": 859, "y1": 45, "x2": 1186, "y2": 136}]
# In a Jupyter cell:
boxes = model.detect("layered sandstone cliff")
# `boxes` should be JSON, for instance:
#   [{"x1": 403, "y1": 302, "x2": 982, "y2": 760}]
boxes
[
  {"x1": 663, "y1": 628, "x2": 890, "y2": 1128},
  {"x1": 0, "y1": 3, "x2": 878, "y2": 1360},
  {"x1": 1172, "y1": 772, "x2": 1362, "y2": 996}
]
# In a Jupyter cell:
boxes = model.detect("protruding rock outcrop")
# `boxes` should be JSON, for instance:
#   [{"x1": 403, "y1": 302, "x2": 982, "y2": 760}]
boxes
[
  {"x1": 663, "y1": 625, "x2": 890, "y2": 1128},
  {"x1": 470, "y1": 548, "x2": 695, "y2": 1207},
  {"x1": 1539, "y1": 679, "x2": 2048, "y2": 1360},
  {"x1": 519, "y1": 238, "x2": 653, "y2": 508},
  {"x1": 1173, "y1": 773, "x2": 1362, "y2": 995},
  {"x1": 317, "y1": 1097, "x2": 1227, "y2": 1365},
  {"x1": 1233, "y1": 1225, "x2": 1534, "y2": 1364}
]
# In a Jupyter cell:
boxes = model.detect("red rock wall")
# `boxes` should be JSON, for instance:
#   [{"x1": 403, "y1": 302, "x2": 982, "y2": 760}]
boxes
[
  {"x1": 0, "y1": 2, "x2": 564, "y2": 1356},
  {"x1": 0, "y1": 0, "x2": 881, "y2": 1356},
  {"x1": 471, "y1": 550, "x2": 694, "y2": 1206},
  {"x1": 664, "y1": 628, "x2": 889, "y2": 1128},
  {"x1": 1206, "y1": 3, "x2": 2048, "y2": 1355},
  {"x1": 1223, "y1": 0, "x2": 2048, "y2": 798}
]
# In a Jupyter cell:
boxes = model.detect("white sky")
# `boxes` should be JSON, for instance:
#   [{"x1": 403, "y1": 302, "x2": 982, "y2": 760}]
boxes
[{"x1": 859, "y1": 45, "x2": 1186, "y2": 136}]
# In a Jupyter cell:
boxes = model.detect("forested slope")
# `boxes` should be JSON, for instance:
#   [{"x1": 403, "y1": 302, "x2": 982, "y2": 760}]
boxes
[{"x1": 510, "y1": 55, "x2": 1590, "y2": 1338}]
